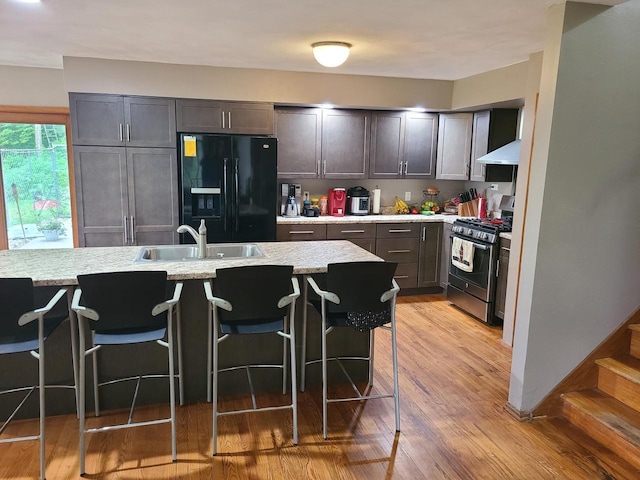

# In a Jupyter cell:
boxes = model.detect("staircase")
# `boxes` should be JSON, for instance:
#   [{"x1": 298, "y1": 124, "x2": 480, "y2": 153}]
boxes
[{"x1": 562, "y1": 324, "x2": 640, "y2": 471}]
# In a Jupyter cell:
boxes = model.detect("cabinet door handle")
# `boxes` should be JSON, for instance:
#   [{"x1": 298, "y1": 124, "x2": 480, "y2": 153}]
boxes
[
  {"x1": 496, "y1": 259, "x2": 500, "y2": 277},
  {"x1": 119, "y1": 124, "x2": 123, "y2": 142},
  {"x1": 388, "y1": 249, "x2": 411, "y2": 254},
  {"x1": 290, "y1": 230, "x2": 316, "y2": 235},
  {"x1": 394, "y1": 275, "x2": 409, "y2": 279},
  {"x1": 123, "y1": 216, "x2": 128, "y2": 244},
  {"x1": 341, "y1": 229, "x2": 365, "y2": 234},
  {"x1": 404, "y1": 161, "x2": 409, "y2": 175},
  {"x1": 126, "y1": 124, "x2": 131, "y2": 142},
  {"x1": 422, "y1": 226, "x2": 426, "y2": 241},
  {"x1": 222, "y1": 111, "x2": 225, "y2": 129},
  {"x1": 501, "y1": 246, "x2": 511, "y2": 252},
  {"x1": 130, "y1": 216, "x2": 135, "y2": 244},
  {"x1": 322, "y1": 161, "x2": 326, "y2": 176},
  {"x1": 228, "y1": 112, "x2": 232, "y2": 129},
  {"x1": 388, "y1": 229, "x2": 412, "y2": 233},
  {"x1": 398, "y1": 161, "x2": 403, "y2": 175},
  {"x1": 316, "y1": 161, "x2": 320, "y2": 176}
]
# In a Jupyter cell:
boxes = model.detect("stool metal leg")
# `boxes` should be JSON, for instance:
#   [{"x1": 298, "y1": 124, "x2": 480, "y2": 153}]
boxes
[
  {"x1": 212, "y1": 307, "x2": 220, "y2": 456},
  {"x1": 289, "y1": 305, "x2": 298, "y2": 445},
  {"x1": 321, "y1": 301, "x2": 329, "y2": 440},
  {"x1": 37, "y1": 315, "x2": 46, "y2": 480},
  {"x1": 167, "y1": 310, "x2": 177, "y2": 461},
  {"x1": 66, "y1": 288, "x2": 80, "y2": 418},
  {"x1": 282, "y1": 316, "x2": 288, "y2": 395},
  {"x1": 368, "y1": 329, "x2": 375, "y2": 386},
  {"x1": 78, "y1": 318, "x2": 87, "y2": 476},
  {"x1": 300, "y1": 279, "x2": 308, "y2": 392},
  {"x1": 207, "y1": 298, "x2": 213, "y2": 403},
  {"x1": 391, "y1": 311, "x2": 400, "y2": 432},
  {"x1": 175, "y1": 302, "x2": 184, "y2": 406},
  {"x1": 91, "y1": 331, "x2": 99, "y2": 417}
]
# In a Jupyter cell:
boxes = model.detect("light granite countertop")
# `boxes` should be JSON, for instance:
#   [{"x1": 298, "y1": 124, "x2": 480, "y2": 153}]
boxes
[
  {"x1": 277, "y1": 214, "x2": 459, "y2": 225},
  {"x1": 0, "y1": 241, "x2": 379, "y2": 286},
  {"x1": 500, "y1": 232, "x2": 513, "y2": 240}
]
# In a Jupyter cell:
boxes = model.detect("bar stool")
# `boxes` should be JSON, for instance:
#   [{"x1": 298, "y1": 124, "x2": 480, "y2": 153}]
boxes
[
  {"x1": 204, "y1": 264, "x2": 299, "y2": 455},
  {"x1": 300, "y1": 261, "x2": 400, "y2": 439},
  {"x1": 72, "y1": 271, "x2": 182, "y2": 476},
  {"x1": 0, "y1": 278, "x2": 68, "y2": 480}
]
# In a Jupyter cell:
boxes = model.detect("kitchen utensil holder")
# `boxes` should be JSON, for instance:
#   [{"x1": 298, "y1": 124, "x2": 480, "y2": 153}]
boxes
[{"x1": 458, "y1": 198, "x2": 480, "y2": 217}]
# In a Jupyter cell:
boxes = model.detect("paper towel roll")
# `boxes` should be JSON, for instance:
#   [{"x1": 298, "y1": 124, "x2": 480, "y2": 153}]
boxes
[{"x1": 372, "y1": 188, "x2": 381, "y2": 214}]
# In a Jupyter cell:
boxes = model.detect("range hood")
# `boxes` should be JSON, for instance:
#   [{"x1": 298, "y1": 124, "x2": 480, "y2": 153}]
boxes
[{"x1": 476, "y1": 139, "x2": 521, "y2": 165}]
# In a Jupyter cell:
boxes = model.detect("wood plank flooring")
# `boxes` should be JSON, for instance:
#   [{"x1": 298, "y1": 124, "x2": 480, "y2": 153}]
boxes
[{"x1": 1, "y1": 294, "x2": 639, "y2": 479}]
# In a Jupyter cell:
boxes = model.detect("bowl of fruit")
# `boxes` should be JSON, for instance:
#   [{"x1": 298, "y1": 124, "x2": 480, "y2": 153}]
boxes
[{"x1": 420, "y1": 199, "x2": 440, "y2": 215}]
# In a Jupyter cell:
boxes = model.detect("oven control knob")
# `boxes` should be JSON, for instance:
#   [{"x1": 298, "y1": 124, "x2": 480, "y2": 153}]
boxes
[{"x1": 482, "y1": 232, "x2": 489, "y2": 240}]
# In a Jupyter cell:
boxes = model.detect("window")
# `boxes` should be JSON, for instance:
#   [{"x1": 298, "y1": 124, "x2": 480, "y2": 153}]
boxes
[{"x1": 0, "y1": 108, "x2": 76, "y2": 250}]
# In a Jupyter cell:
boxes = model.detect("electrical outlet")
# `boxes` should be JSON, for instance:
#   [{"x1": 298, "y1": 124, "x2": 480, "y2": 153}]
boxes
[
  {"x1": 490, "y1": 184, "x2": 499, "y2": 191},
  {"x1": 404, "y1": 191, "x2": 411, "y2": 202}
]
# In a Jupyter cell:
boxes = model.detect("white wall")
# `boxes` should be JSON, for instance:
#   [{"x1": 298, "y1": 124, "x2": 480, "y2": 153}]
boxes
[
  {"x1": 451, "y1": 61, "x2": 529, "y2": 110},
  {"x1": 509, "y1": 0, "x2": 640, "y2": 412},
  {"x1": 502, "y1": 51, "x2": 544, "y2": 346},
  {"x1": 0, "y1": 66, "x2": 67, "y2": 107},
  {"x1": 62, "y1": 57, "x2": 454, "y2": 110}
]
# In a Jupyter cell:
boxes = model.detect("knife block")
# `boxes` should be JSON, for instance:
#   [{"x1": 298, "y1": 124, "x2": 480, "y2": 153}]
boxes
[{"x1": 458, "y1": 198, "x2": 479, "y2": 217}]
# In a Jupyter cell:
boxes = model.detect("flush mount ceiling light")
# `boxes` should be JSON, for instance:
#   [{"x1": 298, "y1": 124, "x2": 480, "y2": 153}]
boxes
[{"x1": 311, "y1": 41, "x2": 352, "y2": 68}]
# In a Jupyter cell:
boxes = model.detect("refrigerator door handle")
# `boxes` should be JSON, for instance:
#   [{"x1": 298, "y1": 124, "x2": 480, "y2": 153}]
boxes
[
  {"x1": 223, "y1": 158, "x2": 229, "y2": 231},
  {"x1": 234, "y1": 158, "x2": 239, "y2": 232}
]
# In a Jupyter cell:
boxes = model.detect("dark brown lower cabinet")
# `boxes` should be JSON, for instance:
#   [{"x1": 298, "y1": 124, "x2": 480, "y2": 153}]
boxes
[
  {"x1": 494, "y1": 238, "x2": 511, "y2": 320},
  {"x1": 440, "y1": 222, "x2": 453, "y2": 289},
  {"x1": 276, "y1": 223, "x2": 327, "y2": 241},
  {"x1": 375, "y1": 223, "x2": 421, "y2": 289},
  {"x1": 326, "y1": 223, "x2": 375, "y2": 252},
  {"x1": 74, "y1": 146, "x2": 179, "y2": 247},
  {"x1": 418, "y1": 222, "x2": 442, "y2": 288}
]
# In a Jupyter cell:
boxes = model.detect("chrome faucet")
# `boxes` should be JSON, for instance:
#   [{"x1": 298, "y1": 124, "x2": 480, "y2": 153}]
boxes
[{"x1": 177, "y1": 219, "x2": 207, "y2": 259}]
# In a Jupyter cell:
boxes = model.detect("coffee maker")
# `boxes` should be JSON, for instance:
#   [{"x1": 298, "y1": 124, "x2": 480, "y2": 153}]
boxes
[{"x1": 281, "y1": 183, "x2": 301, "y2": 217}]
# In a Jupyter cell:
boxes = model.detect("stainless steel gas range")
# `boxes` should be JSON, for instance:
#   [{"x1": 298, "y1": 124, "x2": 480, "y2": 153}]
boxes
[{"x1": 446, "y1": 218, "x2": 512, "y2": 325}]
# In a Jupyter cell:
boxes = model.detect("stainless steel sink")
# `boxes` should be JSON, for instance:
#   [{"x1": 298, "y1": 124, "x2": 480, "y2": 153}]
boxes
[{"x1": 134, "y1": 244, "x2": 264, "y2": 262}]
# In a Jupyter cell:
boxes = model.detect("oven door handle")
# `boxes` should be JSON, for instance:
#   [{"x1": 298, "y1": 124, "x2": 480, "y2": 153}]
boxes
[{"x1": 452, "y1": 235, "x2": 490, "y2": 251}]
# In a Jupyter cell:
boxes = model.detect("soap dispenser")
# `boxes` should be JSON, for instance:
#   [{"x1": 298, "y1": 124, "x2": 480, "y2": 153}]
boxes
[{"x1": 198, "y1": 219, "x2": 207, "y2": 258}]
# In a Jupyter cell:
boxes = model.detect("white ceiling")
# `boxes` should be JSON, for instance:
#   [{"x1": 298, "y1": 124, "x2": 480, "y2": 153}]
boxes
[{"x1": 0, "y1": 0, "x2": 627, "y2": 80}]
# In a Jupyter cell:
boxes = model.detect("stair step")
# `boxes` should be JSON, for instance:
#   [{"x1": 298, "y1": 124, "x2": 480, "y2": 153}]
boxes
[
  {"x1": 630, "y1": 324, "x2": 640, "y2": 359},
  {"x1": 562, "y1": 389, "x2": 640, "y2": 471},
  {"x1": 596, "y1": 356, "x2": 640, "y2": 411}
]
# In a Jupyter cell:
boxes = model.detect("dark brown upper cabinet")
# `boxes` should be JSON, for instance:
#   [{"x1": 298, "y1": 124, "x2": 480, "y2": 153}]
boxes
[
  {"x1": 176, "y1": 99, "x2": 274, "y2": 135},
  {"x1": 275, "y1": 107, "x2": 322, "y2": 178},
  {"x1": 321, "y1": 109, "x2": 370, "y2": 179},
  {"x1": 370, "y1": 111, "x2": 438, "y2": 179},
  {"x1": 69, "y1": 93, "x2": 176, "y2": 148}
]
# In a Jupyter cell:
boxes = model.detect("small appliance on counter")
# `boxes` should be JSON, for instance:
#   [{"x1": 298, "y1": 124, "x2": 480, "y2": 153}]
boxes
[
  {"x1": 281, "y1": 183, "x2": 301, "y2": 217},
  {"x1": 302, "y1": 192, "x2": 320, "y2": 217},
  {"x1": 328, "y1": 188, "x2": 346, "y2": 217},
  {"x1": 498, "y1": 195, "x2": 515, "y2": 220},
  {"x1": 346, "y1": 186, "x2": 370, "y2": 215}
]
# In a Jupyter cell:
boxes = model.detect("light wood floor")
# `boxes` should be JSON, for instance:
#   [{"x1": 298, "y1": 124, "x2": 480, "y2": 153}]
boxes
[{"x1": 1, "y1": 294, "x2": 638, "y2": 479}]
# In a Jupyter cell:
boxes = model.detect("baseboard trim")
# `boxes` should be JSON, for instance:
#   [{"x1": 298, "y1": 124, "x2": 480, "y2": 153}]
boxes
[{"x1": 504, "y1": 402, "x2": 532, "y2": 422}]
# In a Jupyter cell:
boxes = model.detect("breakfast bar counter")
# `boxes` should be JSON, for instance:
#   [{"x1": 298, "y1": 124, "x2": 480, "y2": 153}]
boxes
[
  {"x1": 0, "y1": 241, "x2": 380, "y2": 418},
  {"x1": 0, "y1": 240, "x2": 380, "y2": 286}
]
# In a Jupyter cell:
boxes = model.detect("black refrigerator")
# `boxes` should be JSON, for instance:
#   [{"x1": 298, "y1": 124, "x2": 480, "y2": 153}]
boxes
[{"x1": 178, "y1": 134, "x2": 277, "y2": 243}]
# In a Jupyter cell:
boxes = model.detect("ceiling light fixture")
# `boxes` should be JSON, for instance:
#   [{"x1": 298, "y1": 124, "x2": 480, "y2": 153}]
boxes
[{"x1": 311, "y1": 41, "x2": 352, "y2": 68}]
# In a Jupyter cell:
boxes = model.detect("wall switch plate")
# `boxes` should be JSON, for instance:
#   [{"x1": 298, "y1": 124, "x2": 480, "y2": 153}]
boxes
[
  {"x1": 404, "y1": 191, "x2": 411, "y2": 201},
  {"x1": 490, "y1": 184, "x2": 499, "y2": 191}
]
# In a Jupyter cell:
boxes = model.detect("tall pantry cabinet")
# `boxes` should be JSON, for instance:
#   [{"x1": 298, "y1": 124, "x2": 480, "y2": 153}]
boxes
[{"x1": 70, "y1": 93, "x2": 179, "y2": 247}]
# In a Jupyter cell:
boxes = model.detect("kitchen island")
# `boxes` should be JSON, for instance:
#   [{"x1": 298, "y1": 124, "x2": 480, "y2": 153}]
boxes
[{"x1": 0, "y1": 241, "x2": 380, "y2": 418}]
